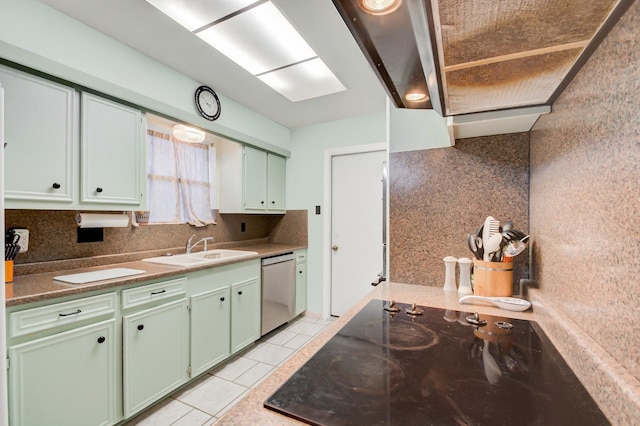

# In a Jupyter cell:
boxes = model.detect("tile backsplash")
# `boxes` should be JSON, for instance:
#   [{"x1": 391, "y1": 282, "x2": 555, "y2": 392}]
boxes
[
  {"x1": 5, "y1": 209, "x2": 307, "y2": 275},
  {"x1": 529, "y1": 0, "x2": 639, "y2": 385},
  {"x1": 389, "y1": 133, "x2": 530, "y2": 290}
]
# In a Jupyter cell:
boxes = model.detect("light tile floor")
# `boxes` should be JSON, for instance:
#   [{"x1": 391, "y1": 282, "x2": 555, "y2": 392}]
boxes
[{"x1": 125, "y1": 315, "x2": 334, "y2": 426}]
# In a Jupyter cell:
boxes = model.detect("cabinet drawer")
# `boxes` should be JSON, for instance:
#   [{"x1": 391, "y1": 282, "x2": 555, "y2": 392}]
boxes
[
  {"x1": 9, "y1": 293, "x2": 116, "y2": 338},
  {"x1": 295, "y1": 251, "x2": 306, "y2": 264},
  {"x1": 122, "y1": 277, "x2": 186, "y2": 310}
]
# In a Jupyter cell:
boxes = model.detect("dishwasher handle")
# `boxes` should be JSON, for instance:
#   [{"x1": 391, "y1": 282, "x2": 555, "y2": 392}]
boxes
[{"x1": 261, "y1": 252, "x2": 295, "y2": 266}]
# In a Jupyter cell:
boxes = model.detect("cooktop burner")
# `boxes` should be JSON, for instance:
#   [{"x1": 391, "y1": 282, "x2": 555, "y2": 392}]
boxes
[{"x1": 265, "y1": 300, "x2": 609, "y2": 425}]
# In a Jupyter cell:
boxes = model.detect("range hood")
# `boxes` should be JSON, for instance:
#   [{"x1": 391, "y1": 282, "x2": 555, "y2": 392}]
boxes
[{"x1": 333, "y1": 0, "x2": 634, "y2": 120}]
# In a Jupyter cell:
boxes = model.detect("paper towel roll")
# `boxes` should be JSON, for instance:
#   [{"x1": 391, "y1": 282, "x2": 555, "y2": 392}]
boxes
[{"x1": 76, "y1": 213, "x2": 130, "y2": 228}]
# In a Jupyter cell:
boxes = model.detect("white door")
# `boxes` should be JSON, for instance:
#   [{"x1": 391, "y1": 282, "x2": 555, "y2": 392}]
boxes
[{"x1": 331, "y1": 150, "x2": 385, "y2": 316}]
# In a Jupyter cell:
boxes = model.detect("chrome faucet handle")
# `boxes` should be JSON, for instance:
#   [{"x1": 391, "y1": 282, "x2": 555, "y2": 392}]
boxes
[
  {"x1": 186, "y1": 234, "x2": 196, "y2": 253},
  {"x1": 203, "y1": 237, "x2": 214, "y2": 252}
]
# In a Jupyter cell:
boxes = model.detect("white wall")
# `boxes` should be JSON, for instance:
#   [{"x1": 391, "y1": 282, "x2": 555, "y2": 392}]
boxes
[
  {"x1": 388, "y1": 104, "x2": 453, "y2": 152},
  {"x1": 0, "y1": 0, "x2": 290, "y2": 154},
  {"x1": 287, "y1": 112, "x2": 387, "y2": 315}
]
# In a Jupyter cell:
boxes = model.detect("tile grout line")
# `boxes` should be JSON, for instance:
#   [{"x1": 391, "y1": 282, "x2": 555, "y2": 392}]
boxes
[{"x1": 134, "y1": 315, "x2": 335, "y2": 425}]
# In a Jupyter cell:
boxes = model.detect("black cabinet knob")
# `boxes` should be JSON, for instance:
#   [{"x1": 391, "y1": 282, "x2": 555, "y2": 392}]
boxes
[
  {"x1": 299, "y1": 270, "x2": 303, "y2": 274},
  {"x1": 220, "y1": 297, "x2": 225, "y2": 302},
  {"x1": 137, "y1": 324, "x2": 144, "y2": 331},
  {"x1": 96, "y1": 187, "x2": 103, "y2": 193},
  {"x1": 271, "y1": 200, "x2": 275, "y2": 204},
  {"x1": 238, "y1": 291, "x2": 243, "y2": 295},
  {"x1": 97, "y1": 336, "x2": 106, "y2": 344},
  {"x1": 260, "y1": 201, "x2": 265, "y2": 205},
  {"x1": 52, "y1": 183, "x2": 61, "y2": 189}
]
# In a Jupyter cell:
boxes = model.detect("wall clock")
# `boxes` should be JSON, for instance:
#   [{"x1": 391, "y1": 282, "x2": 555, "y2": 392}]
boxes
[{"x1": 195, "y1": 85, "x2": 221, "y2": 121}]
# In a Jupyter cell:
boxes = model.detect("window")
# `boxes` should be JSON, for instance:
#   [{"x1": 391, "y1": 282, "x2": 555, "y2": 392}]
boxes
[{"x1": 146, "y1": 129, "x2": 216, "y2": 226}]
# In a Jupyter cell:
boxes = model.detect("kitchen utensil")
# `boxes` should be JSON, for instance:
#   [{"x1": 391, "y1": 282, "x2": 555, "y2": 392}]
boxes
[
  {"x1": 502, "y1": 239, "x2": 527, "y2": 257},
  {"x1": 467, "y1": 233, "x2": 481, "y2": 260},
  {"x1": 458, "y1": 295, "x2": 531, "y2": 312},
  {"x1": 5, "y1": 230, "x2": 20, "y2": 245},
  {"x1": 482, "y1": 216, "x2": 500, "y2": 261},
  {"x1": 502, "y1": 229, "x2": 526, "y2": 242},
  {"x1": 5, "y1": 243, "x2": 19, "y2": 261},
  {"x1": 502, "y1": 220, "x2": 513, "y2": 232},
  {"x1": 482, "y1": 339, "x2": 502, "y2": 385},
  {"x1": 483, "y1": 233, "x2": 502, "y2": 262}
]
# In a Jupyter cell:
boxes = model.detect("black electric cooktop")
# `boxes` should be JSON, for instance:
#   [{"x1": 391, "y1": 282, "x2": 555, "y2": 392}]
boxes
[{"x1": 265, "y1": 300, "x2": 609, "y2": 425}]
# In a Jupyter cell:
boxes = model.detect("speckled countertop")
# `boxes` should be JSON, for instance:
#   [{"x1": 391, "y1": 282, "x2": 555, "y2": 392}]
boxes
[
  {"x1": 4, "y1": 243, "x2": 305, "y2": 307},
  {"x1": 217, "y1": 283, "x2": 538, "y2": 425},
  {"x1": 217, "y1": 282, "x2": 637, "y2": 425}
]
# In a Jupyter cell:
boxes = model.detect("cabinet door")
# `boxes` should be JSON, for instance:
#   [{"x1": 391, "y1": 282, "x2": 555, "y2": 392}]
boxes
[
  {"x1": 1, "y1": 65, "x2": 77, "y2": 206},
  {"x1": 243, "y1": 146, "x2": 267, "y2": 211},
  {"x1": 81, "y1": 92, "x2": 145, "y2": 206},
  {"x1": 231, "y1": 277, "x2": 261, "y2": 353},
  {"x1": 190, "y1": 286, "x2": 231, "y2": 376},
  {"x1": 123, "y1": 299, "x2": 189, "y2": 418},
  {"x1": 8, "y1": 320, "x2": 117, "y2": 426},
  {"x1": 295, "y1": 261, "x2": 307, "y2": 316},
  {"x1": 267, "y1": 153, "x2": 286, "y2": 211}
]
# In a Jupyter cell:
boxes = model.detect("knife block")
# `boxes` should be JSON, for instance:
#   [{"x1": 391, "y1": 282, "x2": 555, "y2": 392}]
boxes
[
  {"x1": 4, "y1": 260, "x2": 13, "y2": 283},
  {"x1": 472, "y1": 259, "x2": 513, "y2": 297}
]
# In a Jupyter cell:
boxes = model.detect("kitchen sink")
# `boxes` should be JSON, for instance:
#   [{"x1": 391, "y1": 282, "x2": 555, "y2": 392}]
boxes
[{"x1": 142, "y1": 249, "x2": 258, "y2": 267}]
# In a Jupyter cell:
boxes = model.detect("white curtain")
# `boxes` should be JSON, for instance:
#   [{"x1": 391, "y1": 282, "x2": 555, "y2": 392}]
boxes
[{"x1": 147, "y1": 130, "x2": 216, "y2": 226}]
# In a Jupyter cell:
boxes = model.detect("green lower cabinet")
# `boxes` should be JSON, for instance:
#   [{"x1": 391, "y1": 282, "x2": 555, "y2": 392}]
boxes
[
  {"x1": 295, "y1": 250, "x2": 307, "y2": 316},
  {"x1": 295, "y1": 261, "x2": 307, "y2": 316},
  {"x1": 8, "y1": 319, "x2": 118, "y2": 426},
  {"x1": 123, "y1": 299, "x2": 189, "y2": 418},
  {"x1": 231, "y1": 277, "x2": 261, "y2": 353},
  {"x1": 190, "y1": 286, "x2": 231, "y2": 376}
]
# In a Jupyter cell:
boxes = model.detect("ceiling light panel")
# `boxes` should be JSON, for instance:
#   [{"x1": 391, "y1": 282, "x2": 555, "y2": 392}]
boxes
[
  {"x1": 258, "y1": 58, "x2": 347, "y2": 102},
  {"x1": 196, "y1": 1, "x2": 317, "y2": 75},
  {"x1": 145, "y1": 0, "x2": 258, "y2": 31}
]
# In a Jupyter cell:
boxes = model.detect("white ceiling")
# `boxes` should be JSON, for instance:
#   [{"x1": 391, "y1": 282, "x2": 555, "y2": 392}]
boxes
[{"x1": 39, "y1": 0, "x2": 388, "y2": 129}]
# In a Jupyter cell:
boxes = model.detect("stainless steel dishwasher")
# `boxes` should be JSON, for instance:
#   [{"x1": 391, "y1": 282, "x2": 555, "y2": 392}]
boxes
[{"x1": 261, "y1": 252, "x2": 296, "y2": 336}]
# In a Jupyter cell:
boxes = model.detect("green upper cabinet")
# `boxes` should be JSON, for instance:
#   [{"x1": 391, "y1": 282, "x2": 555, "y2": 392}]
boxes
[
  {"x1": 1, "y1": 64, "x2": 146, "y2": 211},
  {"x1": 219, "y1": 140, "x2": 286, "y2": 214},
  {"x1": 267, "y1": 152, "x2": 286, "y2": 210},
  {"x1": 243, "y1": 145, "x2": 268, "y2": 210},
  {"x1": 80, "y1": 93, "x2": 146, "y2": 207},
  {"x1": 1, "y1": 64, "x2": 78, "y2": 206}
]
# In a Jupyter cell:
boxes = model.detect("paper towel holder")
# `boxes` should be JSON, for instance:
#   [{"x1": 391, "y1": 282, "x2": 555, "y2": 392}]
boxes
[{"x1": 76, "y1": 212, "x2": 130, "y2": 228}]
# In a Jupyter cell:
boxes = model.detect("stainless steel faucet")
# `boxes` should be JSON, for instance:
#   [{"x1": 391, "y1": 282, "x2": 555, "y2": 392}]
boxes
[{"x1": 185, "y1": 235, "x2": 214, "y2": 253}]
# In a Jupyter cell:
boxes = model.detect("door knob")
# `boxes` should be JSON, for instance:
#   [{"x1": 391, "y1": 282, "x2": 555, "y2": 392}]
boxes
[{"x1": 332, "y1": 245, "x2": 339, "y2": 251}]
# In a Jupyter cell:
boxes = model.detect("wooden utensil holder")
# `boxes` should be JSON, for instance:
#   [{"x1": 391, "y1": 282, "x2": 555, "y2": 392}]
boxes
[{"x1": 472, "y1": 259, "x2": 513, "y2": 296}]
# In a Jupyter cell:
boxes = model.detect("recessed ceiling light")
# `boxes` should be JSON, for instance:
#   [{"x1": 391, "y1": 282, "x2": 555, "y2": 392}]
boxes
[
  {"x1": 146, "y1": 0, "x2": 346, "y2": 102},
  {"x1": 257, "y1": 58, "x2": 346, "y2": 102},
  {"x1": 358, "y1": 0, "x2": 402, "y2": 15},
  {"x1": 173, "y1": 124, "x2": 205, "y2": 143},
  {"x1": 196, "y1": 2, "x2": 316, "y2": 75},
  {"x1": 405, "y1": 92, "x2": 428, "y2": 102},
  {"x1": 404, "y1": 92, "x2": 428, "y2": 102}
]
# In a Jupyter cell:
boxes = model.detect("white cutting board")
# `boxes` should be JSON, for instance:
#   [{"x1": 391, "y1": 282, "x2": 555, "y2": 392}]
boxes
[{"x1": 54, "y1": 268, "x2": 145, "y2": 284}]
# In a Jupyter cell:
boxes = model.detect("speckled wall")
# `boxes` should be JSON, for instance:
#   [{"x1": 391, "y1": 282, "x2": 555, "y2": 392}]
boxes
[
  {"x1": 389, "y1": 134, "x2": 529, "y2": 290},
  {"x1": 529, "y1": 1, "x2": 640, "y2": 382},
  {"x1": 4, "y1": 209, "x2": 307, "y2": 275}
]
